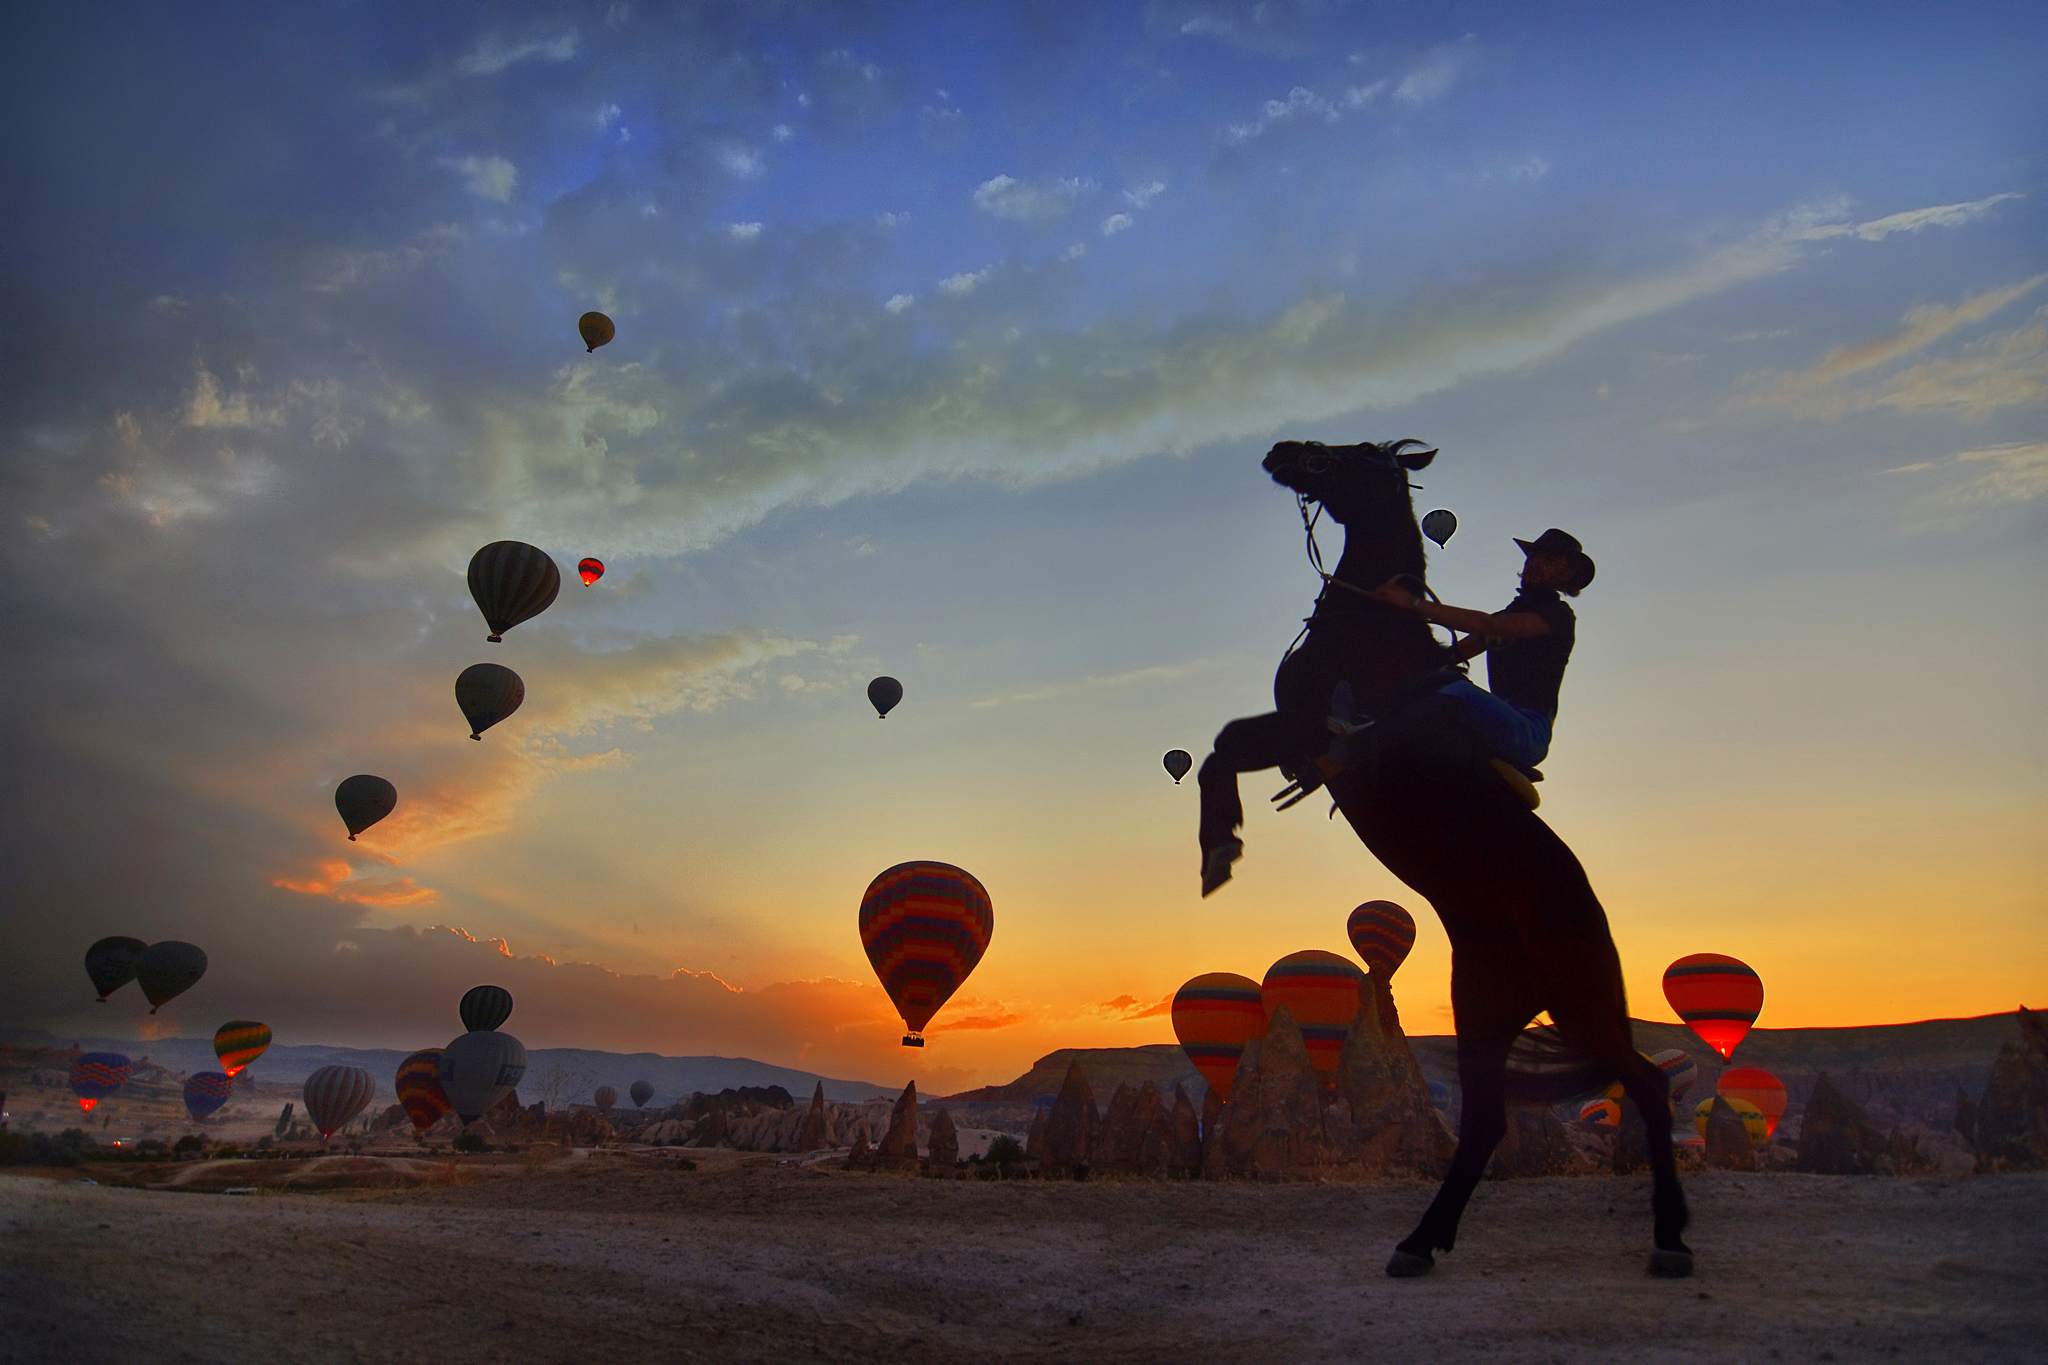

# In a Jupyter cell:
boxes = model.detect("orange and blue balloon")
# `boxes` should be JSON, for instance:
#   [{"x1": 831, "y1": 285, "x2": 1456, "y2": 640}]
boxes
[
  {"x1": 1346, "y1": 901, "x2": 1416, "y2": 978},
  {"x1": 1170, "y1": 973, "x2": 1266, "y2": 1100},
  {"x1": 1261, "y1": 950, "x2": 1364, "y2": 1086},
  {"x1": 858, "y1": 861, "x2": 993, "y2": 1045}
]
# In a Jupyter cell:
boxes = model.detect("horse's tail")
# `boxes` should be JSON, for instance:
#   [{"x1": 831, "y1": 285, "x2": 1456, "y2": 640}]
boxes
[{"x1": 1502, "y1": 1025, "x2": 1618, "y2": 1104}]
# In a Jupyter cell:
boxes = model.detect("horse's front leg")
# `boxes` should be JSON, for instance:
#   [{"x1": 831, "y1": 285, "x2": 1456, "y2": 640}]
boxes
[
  {"x1": 1196, "y1": 712, "x2": 1301, "y2": 895},
  {"x1": 1388, "y1": 1024, "x2": 1517, "y2": 1276}
]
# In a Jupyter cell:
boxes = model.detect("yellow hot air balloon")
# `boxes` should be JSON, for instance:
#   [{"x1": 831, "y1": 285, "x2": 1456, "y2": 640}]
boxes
[{"x1": 1695, "y1": 1096, "x2": 1768, "y2": 1148}]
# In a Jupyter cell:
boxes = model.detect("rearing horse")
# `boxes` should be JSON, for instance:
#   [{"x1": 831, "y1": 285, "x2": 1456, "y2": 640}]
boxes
[{"x1": 1198, "y1": 438, "x2": 1692, "y2": 1280}]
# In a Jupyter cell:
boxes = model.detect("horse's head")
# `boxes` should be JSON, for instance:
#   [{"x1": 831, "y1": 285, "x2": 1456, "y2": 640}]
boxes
[{"x1": 1262, "y1": 438, "x2": 1437, "y2": 525}]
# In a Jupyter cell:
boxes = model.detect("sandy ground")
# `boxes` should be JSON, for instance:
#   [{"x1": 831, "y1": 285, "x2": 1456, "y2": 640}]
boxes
[{"x1": 4, "y1": 1159, "x2": 2044, "y2": 1365}]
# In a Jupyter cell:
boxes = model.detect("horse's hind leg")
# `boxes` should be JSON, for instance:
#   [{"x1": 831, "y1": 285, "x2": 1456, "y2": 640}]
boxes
[
  {"x1": 1388, "y1": 1024, "x2": 1517, "y2": 1277},
  {"x1": 1196, "y1": 712, "x2": 1299, "y2": 894}
]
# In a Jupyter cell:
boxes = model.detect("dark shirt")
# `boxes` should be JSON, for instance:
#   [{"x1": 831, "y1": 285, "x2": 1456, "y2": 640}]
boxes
[{"x1": 1485, "y1": 588, "x2": 1576, "y2": 718}]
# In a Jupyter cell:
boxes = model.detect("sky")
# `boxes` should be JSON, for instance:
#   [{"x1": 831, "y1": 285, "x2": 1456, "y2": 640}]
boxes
[{"x1": 2, "y1": 0, "x2": 2042, "y2": 1094}]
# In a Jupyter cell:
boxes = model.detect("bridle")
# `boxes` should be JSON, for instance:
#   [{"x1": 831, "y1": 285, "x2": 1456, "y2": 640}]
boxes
[{"x1": 1276, "y1": 443, "x2": 1451, "y2": 662}]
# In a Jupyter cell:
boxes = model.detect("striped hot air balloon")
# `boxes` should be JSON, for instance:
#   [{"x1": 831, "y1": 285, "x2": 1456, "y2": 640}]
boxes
[
  {"x1": 858, "y1": 861, "x2": 994, "y2": 1046},
  {"x1": 1662, "y1": 953, "x2": 1764, "y2": 1060},
  {"x1": 183, "y1": 1072, "x2": 234, "y2": 1121},
  {"x1": 303, "y1": 1065, "x2": 376, "y2": 1138},
  {"x1": 213, "y1": 1021, "x2": 271, "y2": 1078},
  {"x1": 467, "y1": 541, "x2": 560, "y2": 643},
  {"x1": 1649, "y1": 1048, "x2": 1698, "y2": 1102},
  {"x1": 395, "y1": 1049, "x2": 452, "y2": 1132},
  {"x1": 1717, "y1": 1066, "x2": 1787, "y2": 1137},
  {"x1": 577, "y1": 557, "x2": 605, "y2": 586},
  {"x1": 458, "y1": 985, "x2": 513, "y2": 1033},
  {"x1": 70, "y1": 1053, "x2": 130, "y2": 1112},
  {"x1": 593, "y1": 1085, "x2": 618, "y2": 1113},
  {"x1": 1260, "y1": 950, "x2": 1365, "y2": 1086},
  {"x1": 1170, "y1": 973, "x2": 1266, "y2": 1101},
  {"x1": 1695, "y1": 1095, "x2": 1768, "y2": 1148},
  {"x1": 1346, "y1": 901, "x2": 1416, "y2": 978},
  {"x1": 1579, "y1": 1097, "x2": 1622, "y2": 1127}
]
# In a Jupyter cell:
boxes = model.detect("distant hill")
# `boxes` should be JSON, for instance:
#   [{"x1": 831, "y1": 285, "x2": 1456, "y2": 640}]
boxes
[
  {"x1": 952, "y1": 1013, "x2": 2027, "y2": 1132},
  {"x1": 0, "y1": 1034, "x2": 896, "y2": 1108}
]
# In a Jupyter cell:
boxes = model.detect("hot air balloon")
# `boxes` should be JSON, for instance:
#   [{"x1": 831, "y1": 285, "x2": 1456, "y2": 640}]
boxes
[
  {"x1": 335, "y1": 775, "x2": 397, "y2": 841},
  {"x1": 1695, "y1": 1095, "x2": 1768, "y2": 1148},
  {"x1": 303, "y1": 1065, "x2": 375, "y2": 1139},
  {"x1": 1649, "y1": 1048, "x2": 1698, "y2": 1102},
  {"x1": 1421, "y1": 509, "x2": 1457, "y2": 548},
  {"x1": 1260, "y1": 950, "x2": 1365, "y2": 1087},
  {"x1": 395, "y1": 1049, "x2": 452, "y2": 1132},
  {"x1": 1663, "y1": 954, "x2": 1764, "y2": 1060},
  {"x1": 438, "y1": 1030, "x2": 528, "y2": 1123},
  {"x1": 1427, "y1": 1080, "x2": 1452, "y2": 1109},
  {"x1": 1579, "y1": 1097, "x2": 1622, "y2": 1127},
  {"x1": 867, "y1": 676, "x2": 903, "y2": 719},
  {"x1": 184, "y1": 1072, "x2": 234, "y2": 1121},
  {"x1": 213, "y1": 1021, "x2": 272, "y2": 1078},
  {"x1": 137, "y1": 941, "x2": 207, "y2": 1014},
  {"x1": 455, "y1": 663, "x2": 525, "y2": 740},
  {"x1": 578, "y1": 311, "x2": 615, "y2": 352},
  {"x1": 70, "y1": 1053, "x2": 130, "y2": 1112},
  {"x1": 459, "y1": 985, "x2": 513, "y2": 1033},
  {"x1": 1346, "y1": 901, "x2": 1417, "y2": 978},
  {"x1": 858, "y1": 861, "x2": 993, "y2": 1047},
  {"x1": 1717, "y1": 1067, "x2": 1788, "y2": 1137},
  {"x1": 85, "y1": 936, "x2": 147, "y2": 1002},
  {"x1": 593, "y1": 1085, "x2": 617, "y2": 1114},
  {"x1": 1170, "y1": 973, "x2": 1266, "y2": 1101},
  {"x1": 630, "y1": 1080, "x2": 654, "y2": 1109},
  {"x1": 1162, "y1": 750, "x2": 1193, "y2": 784},
  {"x1": 467, "y1": 541, "x2": 560, "y2": 643},
  {"x1": 577, "y1": 557, "x2": 605, "y2": 586}
]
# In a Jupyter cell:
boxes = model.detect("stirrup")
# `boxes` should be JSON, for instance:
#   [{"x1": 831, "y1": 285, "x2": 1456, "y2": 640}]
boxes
[{"x1": 1489, "y1": 758, "x2": 1540, "y2": 810}]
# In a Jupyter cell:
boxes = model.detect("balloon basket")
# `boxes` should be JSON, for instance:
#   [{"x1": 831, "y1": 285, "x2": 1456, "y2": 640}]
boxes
[{"x1": 901, "y1": 1034, "x2": 925, "y2": 1048}]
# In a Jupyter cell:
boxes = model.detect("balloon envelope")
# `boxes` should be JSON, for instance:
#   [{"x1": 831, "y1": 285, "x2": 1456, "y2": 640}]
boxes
[
  {"x1": 184, "y1": 1072, "x2": 234, "y2": 1121},
  {"x1": 1170, "y1": 973, "x2": 1265, "y2": 1101},
  {"x1": 1346, "y1": 901, "x2": 1417, "y2": 977},
  {"x1": 1717, "y1": 1066, "x2": 1787, "y2": 1137},
  {"x1": 1421, "y1": 508, "x2": 1457, "y2": 548},
  {"x1": 459, "y1": 984, "x2": 513, "y2": 1033},
  {"x1": 1695, "y1": 1095, "x2": 1768, "y2": 1147},
  {"x1": 467, "y1": 541, "x2": 560, "y2": 643},
  {"x1": 137, "y1": 941, "x2": 208, "y2": 1014},
  {"x1": 1261, "y1": 950, "x2": 1365, "y2": 1085},
  {"x1": 1662, "y1": 954, "x2": 1764, "y2": 1060},
  {"x1": 303, "y1": 1065, "x2": 375, "y2": 1138},
  {"x1": 858, "y1": 861, "x2": 993, "y2": 1040},
  {"x1": 455, "y1": 663, "x2": 525, "y2": 740},
  {"x1": 1427, "y1": 1080, "x2": 1452, "y2": 1109},
  {"x1": 1579, "y1": 1097, "x2": 1622, "y2": 1127},
  {"x1": 213, "y1": 1021, "x2": 272, "y2": 1078},
  {"x1": 593, "y1": 1085, "x2": 617, "y2": 1113},
  {"x1": 1649, "y1": 1048, "x2": 1698, "y2": 1102},
  {"x1": 71, "y1": 1053, "x2": 131, "y2": 1111},
  {"x1": 335, "y1": 775, "x2": 397, "y2": 841},
  {"x1": 867, "y1": 676, "x2": 903, "y2": 719},
  {"x1": 85, "y1": 936, "x2": 147, "y2": 1002},
  {"x1": 438, "y1": 1030, "x2": 528, "y2": 1123},
  {"x1": 577, "y1": 557, "x2": 605, "y2": 586},
  {"x1": 395, "y1": 1049, "x2": 452, "y2": 1132},
  {"x1": 1162, "y1": 750, "x2": 1192, "y2": 783},
  {"x1": 578, "y1": 311, "x2": 615, "y2": 352},
  {"x1": 630, "y1": 1080, "x2": 654, "y2": 1108}
]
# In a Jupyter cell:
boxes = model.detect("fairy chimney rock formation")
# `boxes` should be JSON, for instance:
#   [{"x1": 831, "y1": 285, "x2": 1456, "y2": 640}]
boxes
[
  {"x1": 1094, "y1": 1083, "x2": 1140, "y2": 1171},
  {"x1": 795, "y1": 1081, "x2": 830, "y2": 1153},
  {"x1": 1339, "y1": 975, "x2": 1454, "y2": 1178},
  {"x1": 875, "y1": 1082, "x2": 920, "y2": 1167},
  {"x1": 1798, "y1": 1072, "x2": 1931, "y2": 1176},
  {"x1": 1130, "y1": 1081, "x2": 1176, "y2": 1176},
  {"x1": 1038, "y1": 1058, "x2": 1100, "y2": 1175},
  {"x1": 1969, "y1": 1006, "x2": 2048, "y2": 1172},
  {"x1": 926, "y1": 1107, "x2": 960, "y2": 1173},
  {"x1": 1206, "y1": 1005, "x2": 1325, "y2": 1179},
  {"x1": 1169, "y1": 1083, "x2": 1203, "y2": 1176},
  {"x1": 1702, "y1": 1097, "x2": 1757, "y2": 1171},
  {"x1": 1485, "y1": 1104, "x2": 1581, "y2": 1178}
]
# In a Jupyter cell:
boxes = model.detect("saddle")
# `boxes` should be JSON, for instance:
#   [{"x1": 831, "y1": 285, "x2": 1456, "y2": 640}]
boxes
[{"x1": 1273, "y1": 673, "x2": 1542, "y2": 812}]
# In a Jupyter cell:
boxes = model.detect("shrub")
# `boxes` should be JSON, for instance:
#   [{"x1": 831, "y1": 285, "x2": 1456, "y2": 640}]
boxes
[
  {"x1": 453, "y1": 1134, "x2": 490, "y2": 1154},
  {"x1": 172, "y1": 1135, "x2": 205, "y2": 1154},
  {"x1": 0, "y1": 1129, "x2": 90, "y2": 1167},
  {"x1": 986, "y1": 1135, "x2": 1026, "y2": 1168}
]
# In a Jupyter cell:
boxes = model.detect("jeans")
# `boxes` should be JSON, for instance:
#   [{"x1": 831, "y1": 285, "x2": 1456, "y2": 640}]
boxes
[{"x1": 1437, "y1": 678, "x2": 1553, "y2": 768}]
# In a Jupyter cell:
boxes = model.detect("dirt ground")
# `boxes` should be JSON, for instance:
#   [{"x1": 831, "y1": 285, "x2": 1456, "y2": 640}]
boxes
[{"x1": 4, "y1": 1158, "x2": 2043, "y2": 1365}]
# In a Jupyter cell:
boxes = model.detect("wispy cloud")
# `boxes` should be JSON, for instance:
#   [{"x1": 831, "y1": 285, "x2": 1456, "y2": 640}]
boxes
[
  {"x1": 972, "y1": 173, "x2": 1091, "y2": 222},
  {"x1": 445, "y1": 154, "x2": 517, "y2": 201},
  {"x1": 972, "y1": 661, "x2": 1220, "y2": 709},
  {"x1": 1793, "y1": 192, "x2": 2022, "y2": 243},
  {"x1": 1395, "y1": 36, "x2": 1477, "y2": 106},
  {"x1": 1097, "y1": 994, "x2": 1173, "y2": 1021},
  {"x1": 1889, "y1": 441, "x2": 2048, "y2": 507},
  {"x1": 457, "y1": 31, "x2": 579, "y2": 76}
]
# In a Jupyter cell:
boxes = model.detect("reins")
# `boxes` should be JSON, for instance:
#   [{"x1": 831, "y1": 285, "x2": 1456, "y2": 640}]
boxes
[{"x1": 1287, "y1": 491, "x2": 1458, "y2": 661}]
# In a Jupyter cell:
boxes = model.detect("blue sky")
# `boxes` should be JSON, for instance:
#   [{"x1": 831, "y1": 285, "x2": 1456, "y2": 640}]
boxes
[{"x1": 2, "y1": 1, "x2": 2041, "y2": 1090}]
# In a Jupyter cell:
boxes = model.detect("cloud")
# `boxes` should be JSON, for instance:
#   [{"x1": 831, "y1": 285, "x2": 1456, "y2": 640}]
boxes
[
  {"x1": 727, "y1": 221, "x2": 764, "y2": 240},
  {"x1": 1096, "y1": 994, "x2": 1172, "y2": 1021},
  {"x1": 884, "y1": 293, "x2": 915, "y2": 314},
  {"x1": 1738, "y1": 275, "x2": 2048, "y2": 420},
  {"x1": 972, "y1": 173, "x2": 1090, "y2": 222},
  {"x1": 446, "y1": 154, "x2": 517, "y2": 201},
  {"x1": 274, "y1": 859, "x2": 440, "y2": 909},
  {"x1": 1793, "y1": 192, "x2": 2022, "y2": 243},
  {"x1": 972, "y1": 660, "x2": 1222, "y2": 709},
  {"x1": 938, "y1": 266, "x2": 992, "y2": 295},
  {"x1": 1395, "y1": 36, "x2": 1477, "y2": 105},
  {"x1": 1889, "y1": 442, "x2": 2048, "y2": 507},
  {"x1": 1101, "y1": 213, "x2": 1134, "y2": 236},
  {"x1": 457, "y1": 31, "x2": 579, "y2": 76}
]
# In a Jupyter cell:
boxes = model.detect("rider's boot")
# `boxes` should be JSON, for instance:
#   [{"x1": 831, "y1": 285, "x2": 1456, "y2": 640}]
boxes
[{"x1": 1200, "y1": 838, "x2": 1243, "y2": 897}]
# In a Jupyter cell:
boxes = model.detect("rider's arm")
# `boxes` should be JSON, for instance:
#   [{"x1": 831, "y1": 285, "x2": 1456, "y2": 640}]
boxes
[
  {"x1": 1372, "y1": 580, "x2": 1552, "y2": 640},
  {"x1": 1447, "y1": 633, "x2": 1490, "y2": 663}
]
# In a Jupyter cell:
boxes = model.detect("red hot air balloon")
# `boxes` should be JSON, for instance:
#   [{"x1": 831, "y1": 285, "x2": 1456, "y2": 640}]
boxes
[
  {"x1": 1717, "y1": 1067, "x2": 1788, "y2": 1137},
  {"x1": 395, "y1": 1049, "x2": 452, "y2": 1132},
  {"x1": 1346, "y1": 901, "x2": 1416, "y2": 978},
  {"x1": 1261, "y1": 950, "x2": 1365, "y2": 1087},
  {"x1": 858, "y1": 861, "x2": 993, "y2": 1047},
  {"x1": 577, "y1": 557, "x2": 605, "y2": 586},
  {"x1": 1662, "y1": 954, "x2": 1764, "y2": 1060},
  {"x1": 467, "y1": 541, "x2": 560, "y2": 643},
  {"x1": 1170, "y1": 973, "x2": 1265, "y2": 1101}
]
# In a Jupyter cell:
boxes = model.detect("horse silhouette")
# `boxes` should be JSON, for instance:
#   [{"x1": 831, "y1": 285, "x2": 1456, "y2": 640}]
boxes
[{"x1": 1197, "y1": 437, "x2": 1691, "y2": 1279}]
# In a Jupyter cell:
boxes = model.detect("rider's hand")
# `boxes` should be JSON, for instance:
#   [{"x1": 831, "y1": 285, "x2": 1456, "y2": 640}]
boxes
[{"x1": 1372, "y1": 579, "x2": 1418, "y2": 609}]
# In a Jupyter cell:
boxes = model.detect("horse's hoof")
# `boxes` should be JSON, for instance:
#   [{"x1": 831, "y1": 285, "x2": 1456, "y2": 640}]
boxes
[
  {"x1": 1648, "y1": 1249, "x2": 1695, "y2": 1279},
  {"x1": 1200, "y1": 839, "x2": 1243, "y2": 897},
  {"x1": 1385, "y1": 1250, "x2": 1435, "y2": 1278}
]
